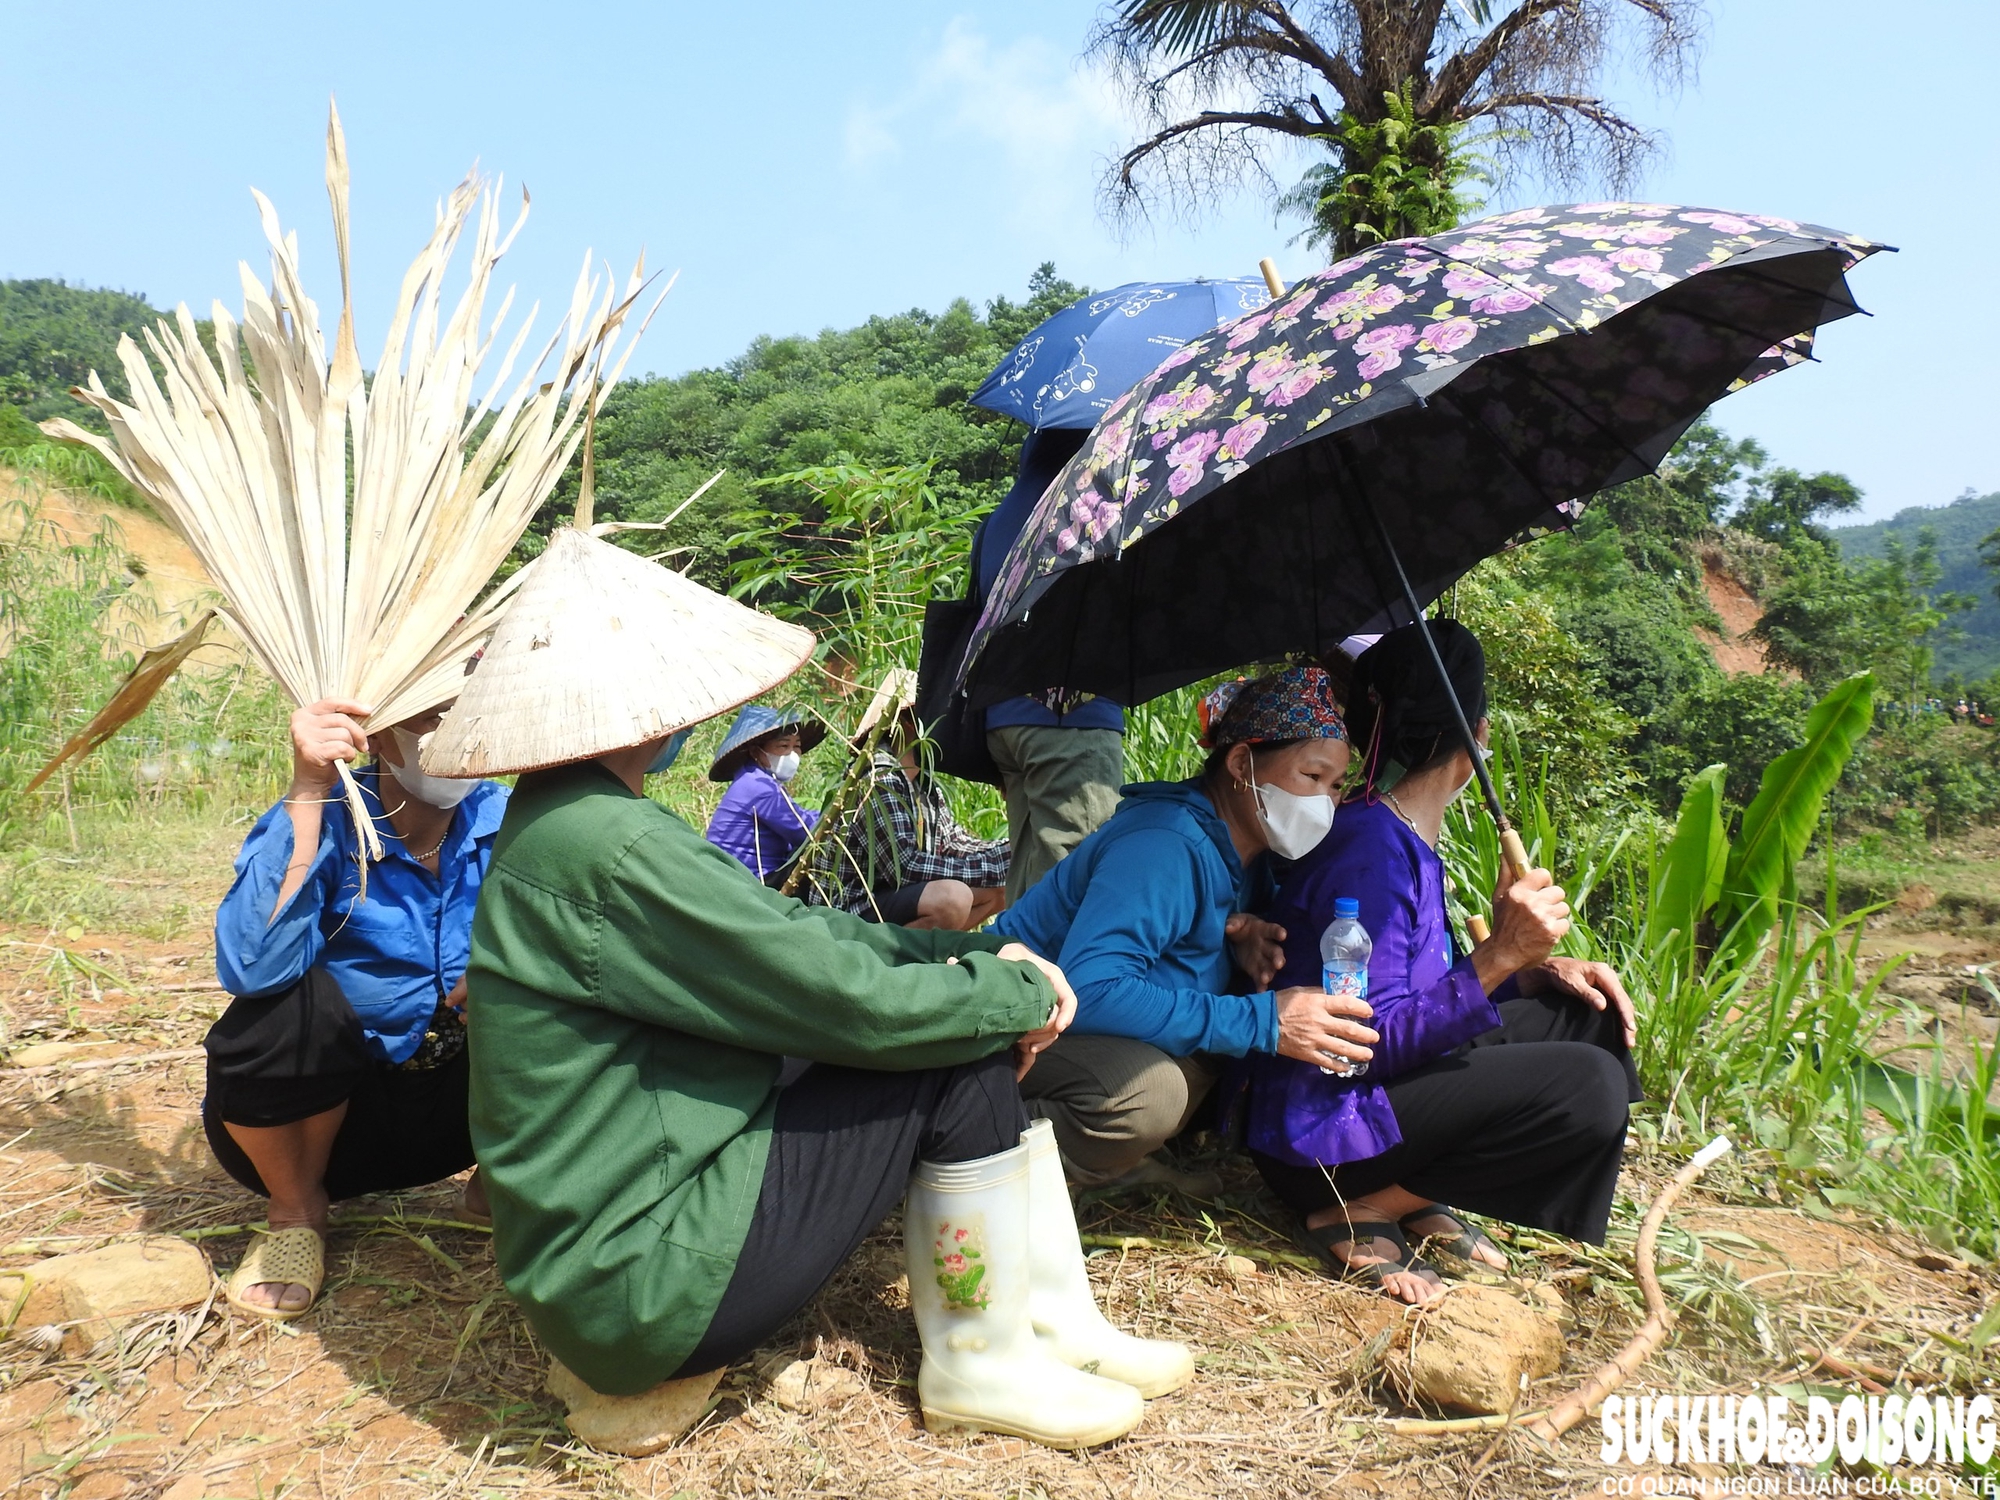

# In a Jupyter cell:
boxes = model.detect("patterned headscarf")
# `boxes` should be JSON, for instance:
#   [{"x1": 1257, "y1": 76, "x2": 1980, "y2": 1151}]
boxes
[{"x1": 1198, "y1": 664, "x2": 1348, "y2": 749}]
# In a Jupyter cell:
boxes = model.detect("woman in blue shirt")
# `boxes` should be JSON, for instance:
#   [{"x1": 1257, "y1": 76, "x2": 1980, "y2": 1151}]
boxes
[
  {"x1": 207, "y1": 695, "x2": 509, "y2": 1320},
  {"x1": 992, "y1": 666, "x2": 1375, "y2": 1188},
  {"x1": 703, "y1": 705, "x2": 823, "y2": 883}
]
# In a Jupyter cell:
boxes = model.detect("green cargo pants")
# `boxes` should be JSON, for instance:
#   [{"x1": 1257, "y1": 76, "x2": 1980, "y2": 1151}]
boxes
[{"x1": 985, "y1": 724, "x2": 1123, "y2": 905}]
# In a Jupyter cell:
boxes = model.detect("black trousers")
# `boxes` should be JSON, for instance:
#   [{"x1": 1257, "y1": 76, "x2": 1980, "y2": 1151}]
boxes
[
  {"x1": 201, "y1": 969, "x2": 475, "y2": 1202},
  {"x1": 1252, "y1": 994, "x2": 1641, "y2": 1246},
  {"x1": 670, "y1": 1051, "x2": 1028, "y2": 1377}
]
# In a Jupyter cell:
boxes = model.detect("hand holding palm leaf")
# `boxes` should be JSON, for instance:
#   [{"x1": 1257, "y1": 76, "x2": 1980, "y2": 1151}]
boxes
[{"x1": 41, "y1": 105, "x2": 663, "y2": 875}]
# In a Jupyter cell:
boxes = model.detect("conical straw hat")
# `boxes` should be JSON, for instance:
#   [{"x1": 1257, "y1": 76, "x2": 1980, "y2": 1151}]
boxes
[
  {"x1": 421, "y1": 527, "x2": 815, "y2": 777},
  {"x1": 850, "y1": 667, "x2": 919, "y2": 746}
]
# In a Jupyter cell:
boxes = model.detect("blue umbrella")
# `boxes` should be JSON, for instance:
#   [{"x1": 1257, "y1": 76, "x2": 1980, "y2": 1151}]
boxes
[{"x1": 971, "y1": 279, "x2": 1273, "y2": 430}]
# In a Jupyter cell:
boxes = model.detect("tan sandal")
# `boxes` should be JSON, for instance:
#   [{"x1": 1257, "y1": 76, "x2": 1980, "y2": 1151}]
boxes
[{"x1": 226, "y1": 1225, "x2": 325, "y2": 1320}]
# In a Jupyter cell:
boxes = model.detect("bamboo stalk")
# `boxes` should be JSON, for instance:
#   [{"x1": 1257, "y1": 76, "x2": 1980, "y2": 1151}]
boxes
[
  {"x1": 1387, "y1": 1409, "x2": 1550, "y2": 1436},
  {"x1": 1519, "y1": 1136, "x2": 1732, "y2": 1446},
  {"x1": 1, "y1": 1213, "x2": 491, "y2": 1256},
  {"x1": 3, "y1": 1047, "x2": 204, "y2": 1077},
  {"x1": 1077, "y1": 1233, "x2": 1323, "y2": 1272}
]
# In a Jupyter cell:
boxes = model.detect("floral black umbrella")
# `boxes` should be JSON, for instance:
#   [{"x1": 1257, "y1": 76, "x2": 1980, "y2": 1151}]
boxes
[{"x1": 957, "y1": 203, "x2": 1887, "y2": 713}]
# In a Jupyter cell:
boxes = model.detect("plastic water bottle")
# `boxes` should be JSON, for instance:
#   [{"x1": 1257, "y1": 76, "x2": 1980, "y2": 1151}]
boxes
[{"x1": 1318, "y1": 897, "x2": 1372, "y2": 1078}]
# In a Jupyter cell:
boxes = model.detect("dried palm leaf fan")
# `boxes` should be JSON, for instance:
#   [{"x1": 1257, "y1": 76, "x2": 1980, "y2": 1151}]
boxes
[{"x1": 40, "y1": 104, "x2": 662, "y2": 881}]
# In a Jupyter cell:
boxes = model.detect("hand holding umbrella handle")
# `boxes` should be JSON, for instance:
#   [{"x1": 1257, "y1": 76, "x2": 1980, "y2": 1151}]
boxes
[{"x1": 1464, "y1": 830, "x2": 1538, "y2": 949}]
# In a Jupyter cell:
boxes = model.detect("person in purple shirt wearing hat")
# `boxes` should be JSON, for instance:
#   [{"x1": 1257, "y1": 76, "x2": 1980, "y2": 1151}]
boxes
[
  {"x1": 703, "y1": 705, "x2": 824, "y2": 883},
  {"x1": 1246, "y1": 622, "x2": 1641, "y2": 1306}
]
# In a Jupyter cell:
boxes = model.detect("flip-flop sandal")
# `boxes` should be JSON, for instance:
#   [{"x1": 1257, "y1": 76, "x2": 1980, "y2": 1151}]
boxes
[
  {"x1": 1298, "y1": 1219, "x2": 1443, "y2": 1300},
  {"x1": 1398, "y1": 1203, "x2": 1511, "y2": 1281},
  {"x1": 225, "y1": 1225, "x2": 325, "y2": 1321}
]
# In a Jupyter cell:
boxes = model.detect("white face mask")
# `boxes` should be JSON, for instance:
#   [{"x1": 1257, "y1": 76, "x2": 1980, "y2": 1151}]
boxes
[
  {"x1": 386, "y1": 728, "x2": 476, "y2": 811},
  {"x1": 1248, "y1": 750, "x2": 1336, "y2": 860},
  {"x1": 767, "y1": 751, "x2": 801, "y2": 783},
  {"x1": 1452, "y1": 743, "x2": 1492, "y2": 803}
]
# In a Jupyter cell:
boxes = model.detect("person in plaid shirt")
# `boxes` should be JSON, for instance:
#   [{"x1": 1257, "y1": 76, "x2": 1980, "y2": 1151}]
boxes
[{"x1": 804, "y1": 675, "x2": 1010, "y2": 929}]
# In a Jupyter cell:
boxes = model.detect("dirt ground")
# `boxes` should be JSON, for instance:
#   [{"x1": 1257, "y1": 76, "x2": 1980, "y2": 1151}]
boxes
[
  {"x1": 1, "y1": 473, "x2": 218, "y2": 645},
  {"x1": 2, "y1": 904, "x2": 1997, "y2": 1500}
]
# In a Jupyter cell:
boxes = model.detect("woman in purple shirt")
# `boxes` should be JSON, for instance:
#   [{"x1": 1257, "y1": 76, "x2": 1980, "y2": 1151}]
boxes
[
  {"x1": 704, "y1": 705, "x2": 824, "y2": 882},
  {"x1": 1247, "y1": 622, "x2": 1640, "y2": 1305}
]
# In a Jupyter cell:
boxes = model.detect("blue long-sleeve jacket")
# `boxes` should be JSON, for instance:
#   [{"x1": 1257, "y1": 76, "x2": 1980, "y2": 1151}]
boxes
[
  {"x1": 213, "y1": 764, "x2": 509, "y2": 1063},
  {"x1": 992, "y1": 780, "x2": 1275, "y2": 1056}
]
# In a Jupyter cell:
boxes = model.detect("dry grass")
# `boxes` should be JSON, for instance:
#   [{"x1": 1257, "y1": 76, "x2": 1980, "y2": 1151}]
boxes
[{"x1": 2, "y1": 924, "x2": 1997, "y2": 1499}]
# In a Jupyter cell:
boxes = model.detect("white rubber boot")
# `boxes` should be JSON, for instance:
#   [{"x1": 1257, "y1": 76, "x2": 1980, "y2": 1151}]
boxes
[
  {"x1": 1022, "y1": 1119, "x2": 1196, "y2": 1398},
  {"x1": 907, "y1": 1142, "x2": 1144, "y2": 1448}
]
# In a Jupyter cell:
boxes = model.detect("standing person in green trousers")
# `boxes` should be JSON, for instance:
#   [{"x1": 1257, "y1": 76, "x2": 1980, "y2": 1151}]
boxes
[
  {"x1": 977, "y1": 430, "x2": 1125, "y2": 903},
  {"x1": 421, "y1": 525, "x2": 1193, "y2": 1456}
]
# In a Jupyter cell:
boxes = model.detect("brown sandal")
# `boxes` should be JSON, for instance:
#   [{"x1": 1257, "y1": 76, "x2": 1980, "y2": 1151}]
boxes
[{"x1": 225, "y1": 1226, "x2": 325, "y2": 1320}]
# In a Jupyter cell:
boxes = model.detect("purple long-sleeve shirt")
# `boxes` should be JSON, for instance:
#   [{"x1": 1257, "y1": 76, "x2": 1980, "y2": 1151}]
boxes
[
  {"x1": 704, "y1": 765, "x2": 818, "y2": 879},
  {"x1": 1245, "y1": 798, "x2": 1503, "y2": 1168}
]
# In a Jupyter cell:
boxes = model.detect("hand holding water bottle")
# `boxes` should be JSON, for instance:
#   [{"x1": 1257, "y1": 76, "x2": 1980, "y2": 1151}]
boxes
[
  {"x1": 1274, "y1": 984, "x2": 1376, "y2": 1069},
  {"x1": 1317, "y1": 898, "x2": 1373, "y2": 1077}
]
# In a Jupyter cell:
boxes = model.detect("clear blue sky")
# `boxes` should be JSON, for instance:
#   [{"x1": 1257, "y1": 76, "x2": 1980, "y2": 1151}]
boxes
[{"x1": 2, "y1": 0, "x2": 1991, "y2": 521}]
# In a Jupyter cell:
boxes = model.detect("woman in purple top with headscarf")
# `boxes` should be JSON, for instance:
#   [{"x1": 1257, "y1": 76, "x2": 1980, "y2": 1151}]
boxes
[{"x1": 1247, "y1": 622, "x2": 1641, "y2": 1306}]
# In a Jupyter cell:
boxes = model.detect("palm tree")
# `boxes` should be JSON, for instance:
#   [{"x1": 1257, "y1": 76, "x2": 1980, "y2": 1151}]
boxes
[{"x1": 1095, "y1": 0, "x2": 1705, "y2": 258}]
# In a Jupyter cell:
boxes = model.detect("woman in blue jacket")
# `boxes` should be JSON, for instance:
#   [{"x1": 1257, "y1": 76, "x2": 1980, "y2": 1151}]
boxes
[
  {"x1": 207, "y1": 695, "x2": 511, "y2": 1320},
  {"x1": 992, "y1": 666, "x2": 1374, "y2": 1187}
]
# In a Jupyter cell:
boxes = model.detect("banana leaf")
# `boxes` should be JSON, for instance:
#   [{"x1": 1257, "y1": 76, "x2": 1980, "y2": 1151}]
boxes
[
  {"x1": 1859, "y1": 1058, "x2": 2000, "y2": 1143},
  {"x1": 1644, "y1": 762, "x2": 1728, "y2": 965},
  {"x1": 1716, "y1": 671, "x2": 1874, "y2": 960}
]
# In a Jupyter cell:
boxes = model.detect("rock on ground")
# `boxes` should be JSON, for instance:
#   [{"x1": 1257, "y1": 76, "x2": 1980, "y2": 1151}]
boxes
[
  {"x1": 1390, "y1": 1284, "x2": 1564, "y2": 1415},
  {"x1": 1, "y1": 1236, "x2": 213, "y2": 1354},
  {"x1": 758, "y1": 1354, "x2": 869, "y2": 1411},
  {"x1": 544, "y1": 1359, "x2": 724, "y2": 1456}
]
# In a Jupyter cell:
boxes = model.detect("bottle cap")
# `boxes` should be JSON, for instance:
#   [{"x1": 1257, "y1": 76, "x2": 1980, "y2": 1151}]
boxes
[{"x1": 1333, "y1": 897, "x2": 1359, "y2": 920}]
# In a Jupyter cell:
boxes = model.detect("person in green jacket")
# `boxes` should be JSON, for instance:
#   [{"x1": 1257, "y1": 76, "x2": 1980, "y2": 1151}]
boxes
[{"x1": 420, "y1": 524, "x2": 1194, "y2": 1455}]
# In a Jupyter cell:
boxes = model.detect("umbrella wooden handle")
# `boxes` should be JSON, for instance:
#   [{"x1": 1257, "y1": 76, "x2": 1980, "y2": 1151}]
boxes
[
  {"x1": 1258, "y1": 258, "x2": 1285, "y2": 297},
  {"x1": 1465, "y1": 914, "x2": 1491, "y2": 946},
  {"x1": 1499, "y1": 828, "x2": 1534, "y2": 882}
]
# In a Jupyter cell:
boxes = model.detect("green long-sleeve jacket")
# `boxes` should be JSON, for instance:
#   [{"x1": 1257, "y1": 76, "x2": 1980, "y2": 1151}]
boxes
[{"x1": 467, "y1": 762, "x2": 1052, "y2": 1394}]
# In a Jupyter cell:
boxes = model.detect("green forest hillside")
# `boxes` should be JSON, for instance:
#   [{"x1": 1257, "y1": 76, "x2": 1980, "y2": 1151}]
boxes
[
  {"x1": 0, "y1": 278, "x2": 164, "y2": 429},
  {"x1": 1832, "y1": 490, "x2": 2000, "y2": 681}
]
